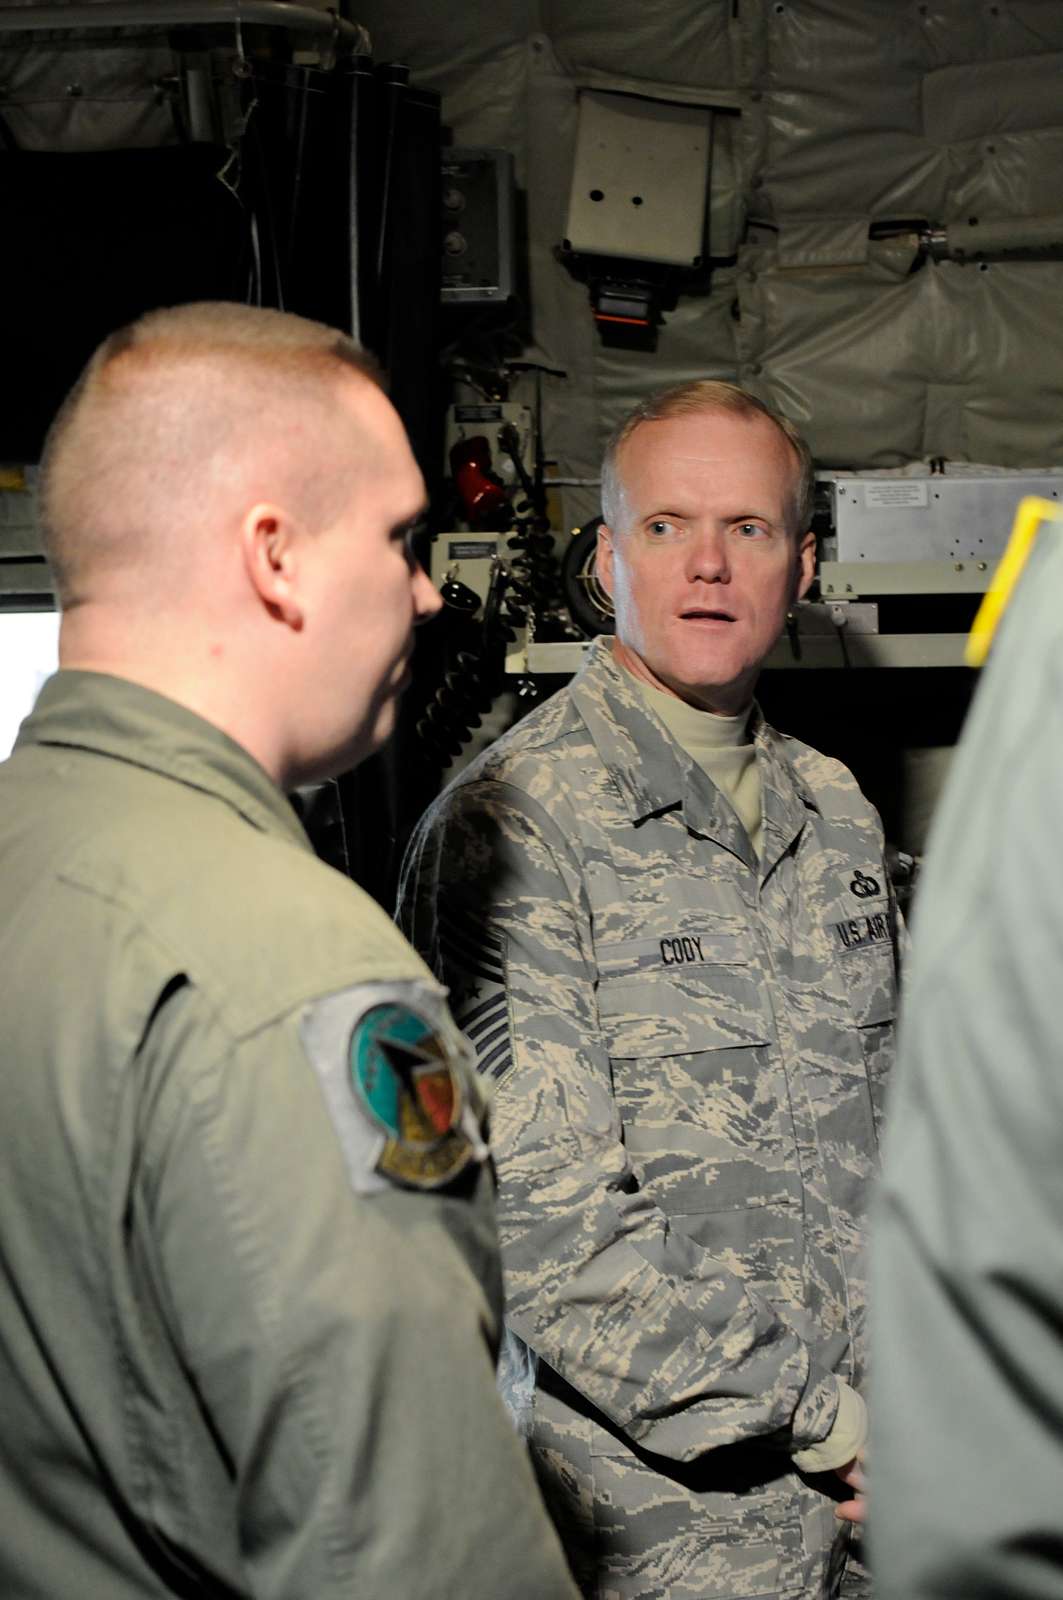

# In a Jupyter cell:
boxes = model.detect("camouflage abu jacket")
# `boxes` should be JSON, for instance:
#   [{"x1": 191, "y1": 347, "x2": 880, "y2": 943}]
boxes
[{"x1": 398, "y1": 639, "x2": 899, "y2": 1600}]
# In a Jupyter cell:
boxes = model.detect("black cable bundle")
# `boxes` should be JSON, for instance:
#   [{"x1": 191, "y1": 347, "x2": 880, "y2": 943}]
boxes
[{"x1": 414, "y1": 557, "x2": 532, "y2": 775}]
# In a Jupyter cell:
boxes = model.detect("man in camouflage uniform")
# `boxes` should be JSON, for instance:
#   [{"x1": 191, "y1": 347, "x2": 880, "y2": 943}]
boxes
[
  {"x1": 0, "y1": 304, "x2": 577, "y2": 1600},
  {"x1": 399, "y1": 382, "x2": 900, "y2": 1598}
]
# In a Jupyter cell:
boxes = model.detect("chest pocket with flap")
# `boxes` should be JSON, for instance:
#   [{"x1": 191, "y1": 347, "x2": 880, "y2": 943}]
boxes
[{"x1": 596, "y1": 933, "x2": 797, "y2": 1216}]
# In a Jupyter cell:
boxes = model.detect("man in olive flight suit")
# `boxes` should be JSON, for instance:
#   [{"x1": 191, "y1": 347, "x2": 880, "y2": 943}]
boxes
[
  {"x1": 0, "y1": 304, "x2": 577, "y2": 1600},
  {"x1": 400, "y1": 383, "x2": 900, "y2": 1598},
  {"x1": 871, "y1": 520, "x2": 1063, "y2": 1598}
]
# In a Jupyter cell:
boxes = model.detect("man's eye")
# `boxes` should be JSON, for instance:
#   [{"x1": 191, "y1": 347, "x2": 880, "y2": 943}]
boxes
[
  {"x1": 402, "y1": 520, "x2": 427, "y2": 555},
  {"x1": 647, "y1": 520, "x2": 677, "y2": 538},
  {"x1": 735, "y1": 522, "x2": 767, "y2": 538}
]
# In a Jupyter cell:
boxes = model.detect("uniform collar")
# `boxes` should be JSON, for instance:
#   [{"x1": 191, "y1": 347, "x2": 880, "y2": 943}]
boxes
[
  {"x1": 569, "y1": 639, "x2": 818, "y2": 874},
  {"x1": 17, "y1": 669, "x2": 311, "y2": 851},
  {"x1": 754, "y1": 715, "x2": 821, "y2": 876}
]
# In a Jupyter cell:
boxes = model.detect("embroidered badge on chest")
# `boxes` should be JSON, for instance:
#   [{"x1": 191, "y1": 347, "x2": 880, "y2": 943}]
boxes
[{"x1": 350, "y1": 1003, "x2": 475, "y2": 1189}]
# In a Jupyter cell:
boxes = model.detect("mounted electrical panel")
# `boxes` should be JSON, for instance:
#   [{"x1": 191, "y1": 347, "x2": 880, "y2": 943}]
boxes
[
  {"x1": 444, "y1": 402, "x2": 533, "y2": 489},
  {"x1": 441, "y1": 148, "x2": 515, "y2": 304},
  {"x1": 564, "y1": 91, "x2": 711, "y2": 268},
  {"x1": 818, "y1": 469, "x2": 1063, "y2": 624},
  {"x1": 822, "y1": 469, "x2": 1063, "y2": 564},
  {"x1": 429, "y1": 531, "x2": 502, "y2": 605},
  {"x1": 560, "y1": 89, "x2": 712, "y2": 346}
]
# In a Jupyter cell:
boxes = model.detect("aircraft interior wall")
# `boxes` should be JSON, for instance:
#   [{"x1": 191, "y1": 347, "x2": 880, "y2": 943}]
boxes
[{"x1": 2, "y1": 0, "x2": 1062, "y2": 901}]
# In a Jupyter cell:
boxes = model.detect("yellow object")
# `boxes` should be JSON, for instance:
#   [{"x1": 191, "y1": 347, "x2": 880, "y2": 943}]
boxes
[{"x1": 966, "y1": 496, "x2": 1063, "y2": 668}]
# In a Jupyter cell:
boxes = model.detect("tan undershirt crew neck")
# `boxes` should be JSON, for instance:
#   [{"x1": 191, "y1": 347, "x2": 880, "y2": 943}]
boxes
[{"x1": 633, "y1": 675, "x2": 763, "y2": 858}]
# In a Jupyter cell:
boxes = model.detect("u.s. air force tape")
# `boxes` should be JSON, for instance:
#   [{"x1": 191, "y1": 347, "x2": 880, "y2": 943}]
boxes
[{"x1": 300, "y1": 981, "x2": 488, "y2": 1195}]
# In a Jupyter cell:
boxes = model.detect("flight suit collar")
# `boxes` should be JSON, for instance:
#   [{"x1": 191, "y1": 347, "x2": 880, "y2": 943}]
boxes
[
  {"x1": 18, "y1": 670, "x2": 311, "y2": 851},
  {"x1": 568, "y1": 639, "x2": 818, "y2": 875}
]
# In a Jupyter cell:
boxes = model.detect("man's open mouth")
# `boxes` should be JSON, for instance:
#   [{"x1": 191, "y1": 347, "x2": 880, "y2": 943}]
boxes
[{"x1": 680, "y1": 607, "x2": 736, "y2": 622}]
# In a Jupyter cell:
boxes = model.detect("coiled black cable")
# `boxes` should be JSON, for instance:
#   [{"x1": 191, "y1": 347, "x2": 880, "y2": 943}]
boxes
[{"x1": 415, "y1": 558, "x2": 533, "y2": 776}]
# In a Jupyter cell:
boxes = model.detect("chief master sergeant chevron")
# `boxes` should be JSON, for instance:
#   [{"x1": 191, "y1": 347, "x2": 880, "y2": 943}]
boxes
[
  {"x1": 399, "y1": 381, "x2": 901, "y2": 1598},
  {"x1": 0, "y1": 303, "x2": 578, "y2": 1600}
]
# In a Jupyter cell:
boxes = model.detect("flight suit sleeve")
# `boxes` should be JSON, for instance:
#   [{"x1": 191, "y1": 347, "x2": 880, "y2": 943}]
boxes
[
  {"x1": 872, "y1": 916, "x2": 1063, "y2": 1597},
  {"x1": 398, "y1": 779, "x2": 842, "y2": 1463},
  {"x1": 870, "y1": 633, "x2": 1063, "y2": 1598},
  {"x1": 135, "y1": 978, "x2": 580, "y2": 1600}
]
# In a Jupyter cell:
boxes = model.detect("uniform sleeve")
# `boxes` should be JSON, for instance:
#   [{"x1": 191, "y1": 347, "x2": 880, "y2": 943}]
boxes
[
  {"x1": 398, "y1": 779, "x2": 841, "y2": 1463},
  {"x1": 136, "y1": 980, "x2": 579, "y2": 1600},
  {"x1": 870, "y1": 665, "x2": 1063, "y2": 1597},
  {"x1": 871, "y1": 937, "x2": 1063, "y2": 1597}
]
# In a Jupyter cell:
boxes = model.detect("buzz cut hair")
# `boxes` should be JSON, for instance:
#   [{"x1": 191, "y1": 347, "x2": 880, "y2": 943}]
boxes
[
  {"x1": 599, "y1": 379, "x2": 815, "y2": 536},
  {"x1": 38, "y1": 302, "x2": 384, "y2": 608}
]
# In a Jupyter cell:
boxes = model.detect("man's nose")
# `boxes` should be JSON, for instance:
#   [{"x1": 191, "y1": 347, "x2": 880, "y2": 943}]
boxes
[
  {"x1": 685, "y1": 527, "x2": 730, "y2": 583},
  {"x1": 411, "y1": 559, "x2": 444, "y2": 624}
]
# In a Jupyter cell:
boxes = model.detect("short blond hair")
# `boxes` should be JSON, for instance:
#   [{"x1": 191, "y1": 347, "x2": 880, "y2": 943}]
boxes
[
  {"x1": 600, "y1": 379, "x2": 814, "y2": 536},
  {"x1": 38, "y1": 302, "x2": 383, "y2": 608}
]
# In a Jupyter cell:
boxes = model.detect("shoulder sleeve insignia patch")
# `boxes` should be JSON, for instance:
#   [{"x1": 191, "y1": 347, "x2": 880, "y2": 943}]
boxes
[{"x1": 300, "y1": 981, "x2": 488, "y2": 1195}]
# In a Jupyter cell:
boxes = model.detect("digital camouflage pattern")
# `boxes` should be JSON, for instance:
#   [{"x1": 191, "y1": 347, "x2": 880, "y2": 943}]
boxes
[{"x1": 399, "y1": 639, "x2": 900, "y2": 1600}]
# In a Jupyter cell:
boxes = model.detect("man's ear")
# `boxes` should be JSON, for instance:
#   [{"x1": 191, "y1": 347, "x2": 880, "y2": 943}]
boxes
[
  {"x1": 596, "y1": 522, "x2": 617, "y2": 600},
  {"x1": 794, "y1": 529, "x2": 816, "y2": 603},
  {"x1": 240, "y1": 503, "x2": 305, "y2": 629}
]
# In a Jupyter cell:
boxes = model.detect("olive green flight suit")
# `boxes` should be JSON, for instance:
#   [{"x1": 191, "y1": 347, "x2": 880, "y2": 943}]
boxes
[
  {"x1": 399, "y1": 640, "x2": 901, "y2": 1600},
  {"x1": 871, "y1": 528, "x2": 1063, "y2": 1598},
  {"x1": 0, "y1": 670, "x2": 577, "y2": 1600}
]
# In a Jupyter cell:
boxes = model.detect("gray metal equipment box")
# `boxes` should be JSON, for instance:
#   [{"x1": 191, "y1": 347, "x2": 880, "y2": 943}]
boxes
[
  {"x1": 441, "y1": 148, "x2": 515, "y2": 303},
  {"x1": 824, "y1": 470, "x2": 1063, "y2": 563},
  {"x1": 564, "y1": 90, "x2": 711, "y2": 268}
]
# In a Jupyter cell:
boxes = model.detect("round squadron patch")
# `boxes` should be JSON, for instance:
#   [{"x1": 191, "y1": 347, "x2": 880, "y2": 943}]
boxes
[
  {"x1": 349, "y1": 1003, "x2": 475, "y2": 1189},
  {"x1": 300, "y1": 981, "x2": 488, "y2": 1196}
]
